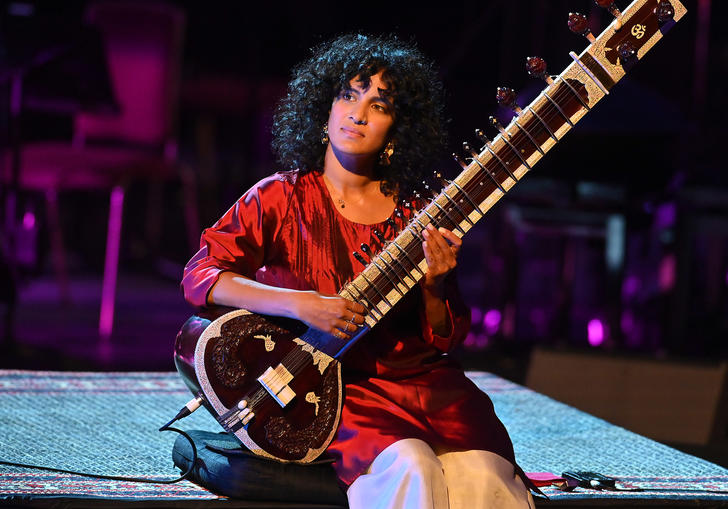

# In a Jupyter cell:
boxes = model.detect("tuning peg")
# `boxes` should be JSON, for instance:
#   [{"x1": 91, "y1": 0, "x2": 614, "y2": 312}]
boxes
[
  {"x1": 452, "y1": 153, "x2": 468, "y2": 170},
  {"x1": 386, "y1": 217, "x2": 400, "y2": 232},
  {"x1": 360, "y1": 243, "x2": 374, "y2": 258},
  {"x1": 489, "y1": 116, "x2": 508, "y2": 137},
  {"x1": 654, "y1": 0, "x2": 675, "y2": 24},
  {"x1": 475, "y1": 128, "x2": 492, "y2": 147},
  {"x1": 353, "y1": 251, "x2": 368, "y2": 266},
  {"x1": 373, "y1": 229, "x2": 386, "y2": 244},
  {"x1": 594, "y1": 0, "x2": 623, "y2": 29},
  {"x1": 568, "y1": 12, "x2": 596, "y2": 43},
  {"x1": 462, "y1": 141, "x2": 480, "y2": 160},
  {"x1": 617, "y1": 41, "x2": 637, "y2": 63},
  {"x1": 526, "y1": 57, "x2": 554, "y2": 86},
  {"x1": 433, "y1": 170, "x2": 450, "y2": 187},
  {"x1": 421, "y1": 181, "x2": 438, "y2": 198},
  {"x1": 496, "y1": 87, "x2": 522, "y2": 114}
]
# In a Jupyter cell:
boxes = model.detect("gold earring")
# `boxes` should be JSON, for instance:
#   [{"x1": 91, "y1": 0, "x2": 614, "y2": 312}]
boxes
[
  {"x1": 379, "y1": 141, "x2": 395, "y2": 165},
  {"x1": 321, "y1": 123, "x2": 329, "y2": 145}
]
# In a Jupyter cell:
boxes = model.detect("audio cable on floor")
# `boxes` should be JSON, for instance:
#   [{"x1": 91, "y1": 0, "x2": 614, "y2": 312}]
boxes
[{"x1": 0, "y1": 397, "x2": 203, "y2": 484}]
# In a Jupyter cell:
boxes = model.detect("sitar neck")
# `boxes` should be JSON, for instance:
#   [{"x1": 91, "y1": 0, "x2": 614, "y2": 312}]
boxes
[{"x1": 326, "y1": 0, "x2": 687, "y2": 358}]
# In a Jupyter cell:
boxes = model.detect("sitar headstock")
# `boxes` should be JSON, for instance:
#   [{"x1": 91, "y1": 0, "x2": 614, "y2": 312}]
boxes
[
  {"x1": 452, "y1": 0, "x2": 687, "y2": 172},
  {"x1": 588, "y1": 1, "x2": 683, "y2": 75},
  {"x1": 563, "y1": 0, "x2": 687, "y2": 108}
]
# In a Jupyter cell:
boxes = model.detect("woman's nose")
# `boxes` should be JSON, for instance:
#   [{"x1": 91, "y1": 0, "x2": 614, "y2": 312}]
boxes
[{"x1": 350, "y1": 103, "x2": 368, "y2": 125}]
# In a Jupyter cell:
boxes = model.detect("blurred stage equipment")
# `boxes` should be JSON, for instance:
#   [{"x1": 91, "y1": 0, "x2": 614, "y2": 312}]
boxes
[
  {"x1": 502, "y1": 180, "x2": 626, "y2": 346},
  {"x1": 1, "y1": 2, "x2": 197, "y2": 344},
  {"x1": 527, "y1": 348, "x2": 728, "y2": 446}
]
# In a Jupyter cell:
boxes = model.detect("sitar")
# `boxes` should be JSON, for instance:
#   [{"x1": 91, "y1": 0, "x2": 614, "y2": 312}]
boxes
[{"x1": 175, "y1": 0, "x2": 687, "y2": 463}]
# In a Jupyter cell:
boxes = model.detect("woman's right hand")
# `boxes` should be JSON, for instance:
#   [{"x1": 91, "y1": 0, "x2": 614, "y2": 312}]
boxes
[{"x1": 288, "y1": 291, "x2": 367, "y2": 340}]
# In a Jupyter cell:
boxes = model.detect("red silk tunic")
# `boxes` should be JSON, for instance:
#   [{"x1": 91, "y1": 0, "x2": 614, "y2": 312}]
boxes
[{"x1": 182, "y1": 170, "x2": 518, "y2": 486}]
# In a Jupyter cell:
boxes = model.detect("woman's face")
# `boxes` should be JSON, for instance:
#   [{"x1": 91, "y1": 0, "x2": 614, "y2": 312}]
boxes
[{"x1": 326, "y1": 70, "x2": 395, "y2": 161}]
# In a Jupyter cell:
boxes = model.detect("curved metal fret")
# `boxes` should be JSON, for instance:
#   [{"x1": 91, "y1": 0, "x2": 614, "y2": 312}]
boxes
[
  {"x1": 482, "y1": 143, "x2": 518, "y2": 183},
  {"x1": 528, "y1": 106, "x2": 559, "y2": 142},
  {"x1": 392, "y1": 239, "x2": 425, "y2": 277},
  {"x1": 412, "y1": 217, "x2": 428, "y2": 238},
  {"x1": 424, "y1": 206, "x2": 464, "y2": 235},
  {"x1": 513, "y1": 118, "x2": 545, "y2": 155},
  {"x1": 499, "y1": 135, "x2": 532, "y2": 171},
  {"x1": 381, "y1": 250, "x2": 416, "y2": 287},
  {"x1": 369, "y1": 259, "x2": 405, "y2": 297},
  {"x1": 543, "y1": 91, "x2": 574, "y2": 127},
  {"x1": 345, "y1": 284, "x2": 383, "y2": 320},
  {"x1": 430, "y1": 198, "x2": 457, "y2": 225},
  {"x1": 448, "y1": 183, "x2": 483, "y2": 218},
  {"x1": 442, "y1": 189, "x2": 475, "y2": 226},
  {"x1": 471, "y1": 155, "x2": 507, "y2": 192},
  {"x1": 359, "y1": 272, "x2": 392, "y2": 308}
]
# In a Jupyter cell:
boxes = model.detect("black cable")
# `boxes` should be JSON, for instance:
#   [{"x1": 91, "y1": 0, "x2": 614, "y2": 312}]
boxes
[{"x1": 0, "y1": 422, "x2": 198, "y2": 485}]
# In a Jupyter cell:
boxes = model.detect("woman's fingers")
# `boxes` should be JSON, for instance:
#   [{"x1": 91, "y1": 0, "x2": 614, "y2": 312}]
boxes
[
  {"x1": 328, "y1": 297, "x2": 367, "y2": 338},
  {"x1": 347, "y1": 300, "x2": 367, "y2": 323},
  {"x1": 423, "y1": 226, "x2": 457, "y2": 266},
  {"x1": 422, "y1": 225, "x2": 462, "y2": 291},
  {"x1": 438, "y1": 227, "x2": 462, "y2": 255}
]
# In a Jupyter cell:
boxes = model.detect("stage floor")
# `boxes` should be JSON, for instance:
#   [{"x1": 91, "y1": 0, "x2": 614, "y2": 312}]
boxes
[{"x1": 1, "y1": 370, "x2": 726, "y2": 508}]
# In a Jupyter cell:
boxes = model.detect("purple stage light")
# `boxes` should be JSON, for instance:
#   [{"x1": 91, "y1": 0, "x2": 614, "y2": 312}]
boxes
[
  {"x1": 588, "y1": 318, "x2": 605, "y2": 346},
  {"x1": 659, "y1": 254, "x2": 676, "y2": 292},
  {"x1": 622, "y1": 275, "x2": 641, "y2": 299},
  {"x1": 463, "y1": 332, "x2": 490, "y2": 350},
  {"x1": 475, "y1": 333, "x2": 490, "y2": 349},
  {"x1": 483, "y1": 309, "x2": 502, "y2": 335},
  {"x1": 471, "y1": 307, "x2": 483, "y2": 327},
  {"x1": 22, "y1": 210, "x2": 36, "y2": 230},
  {"x1": 621, "y1": 310, "x2": 643, "y2": 347},
  {"x1": 655, "y1": 202, "x2": 677, "y2": 230}
]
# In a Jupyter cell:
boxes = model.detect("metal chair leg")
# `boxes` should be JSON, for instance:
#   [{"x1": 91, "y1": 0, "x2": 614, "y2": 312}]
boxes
[{"x1": 99, "y1": 185, "x2": 124, "y2": 345}]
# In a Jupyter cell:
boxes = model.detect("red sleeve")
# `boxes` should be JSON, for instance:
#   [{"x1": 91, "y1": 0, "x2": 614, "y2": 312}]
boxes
[
  {"x1": 181, "y1": 172, "x2": 296, "y2": 307},
  {"x1": 419, "y1": 273, "x2": 471, "y2": 353}
]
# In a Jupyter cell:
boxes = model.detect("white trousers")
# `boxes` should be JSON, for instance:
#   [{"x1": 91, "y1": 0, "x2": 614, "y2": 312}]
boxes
[{"x1": 347, "y1": 438, "x2": 534, "y2": 509}]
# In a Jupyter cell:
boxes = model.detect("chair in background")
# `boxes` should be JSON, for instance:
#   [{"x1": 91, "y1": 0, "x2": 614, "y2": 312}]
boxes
[{"x1": 2, "y1": 1, "x2": 198, "y2": 345}]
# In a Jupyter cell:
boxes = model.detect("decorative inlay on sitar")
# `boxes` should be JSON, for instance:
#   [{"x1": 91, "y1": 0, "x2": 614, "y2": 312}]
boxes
[{"x1": 174, "y1": 0, "x2": 687, "y2": 463}]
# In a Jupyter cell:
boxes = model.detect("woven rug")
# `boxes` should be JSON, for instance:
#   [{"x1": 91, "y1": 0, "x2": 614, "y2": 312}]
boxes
[
  {"x1": 1, "y1": 370, "x2": 727, "y2": 506},
  {"x1": 467, "y1": 372, "x2": 728, "y2": 504}
]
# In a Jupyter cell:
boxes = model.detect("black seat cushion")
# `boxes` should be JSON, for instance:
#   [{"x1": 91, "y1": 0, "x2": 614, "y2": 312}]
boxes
[{"x1": 172, "y1": 429, "x2": 348, "y2": 507}]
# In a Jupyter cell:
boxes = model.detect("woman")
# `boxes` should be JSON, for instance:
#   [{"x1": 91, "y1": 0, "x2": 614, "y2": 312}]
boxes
[{"x1": 182, "y1": 33, "x2": 534, "y2": 509}]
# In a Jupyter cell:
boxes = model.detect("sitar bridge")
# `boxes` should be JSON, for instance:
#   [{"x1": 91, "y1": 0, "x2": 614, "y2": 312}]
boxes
[
  {"x1": 258, "y1": 363, "x2": 296, "y2": 407},
  {"x1": 218, "y1": 398, "x2": 255, "y2": 432}
]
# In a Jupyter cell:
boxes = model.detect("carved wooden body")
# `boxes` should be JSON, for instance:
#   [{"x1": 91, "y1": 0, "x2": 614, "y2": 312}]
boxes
[{"x1": 175, "y1": 308, "x2": 343, "y2": 462}]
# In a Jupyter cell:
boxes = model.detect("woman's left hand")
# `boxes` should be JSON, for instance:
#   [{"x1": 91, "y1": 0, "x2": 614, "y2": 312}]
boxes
[{"x1": 421, "y1": 224, "x2": 462, "y2": 296}]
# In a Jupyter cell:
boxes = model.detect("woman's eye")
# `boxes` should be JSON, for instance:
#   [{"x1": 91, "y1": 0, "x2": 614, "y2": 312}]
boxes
[{"x1": 342, "y1": 91, "x2": 355, "y2": 101}]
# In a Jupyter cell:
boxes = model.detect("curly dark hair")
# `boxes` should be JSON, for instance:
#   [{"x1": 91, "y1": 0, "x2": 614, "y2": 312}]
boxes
[{"x1": 272, "y1": 33, "x2": 448, "y2": 198}]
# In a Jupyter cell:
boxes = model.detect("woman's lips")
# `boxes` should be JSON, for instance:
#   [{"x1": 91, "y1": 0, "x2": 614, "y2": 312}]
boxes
[{"x1": 340, "y1": 126, "x2": 364, "y2": 137}]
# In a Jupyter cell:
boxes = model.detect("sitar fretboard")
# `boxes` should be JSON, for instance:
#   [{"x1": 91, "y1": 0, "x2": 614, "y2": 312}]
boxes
[{"x1": 324, "y1": 0, "x2": 687, "y2": 358}]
